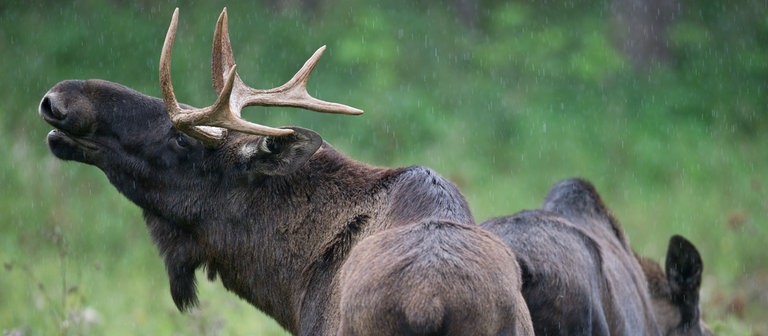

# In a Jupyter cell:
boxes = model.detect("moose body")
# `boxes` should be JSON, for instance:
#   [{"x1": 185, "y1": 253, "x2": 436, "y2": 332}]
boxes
[
  {"x1": 40, "y1": 9, "x2": 532, "y2": 335},
  {"x1": 483, "y1": 210, "x2": 660, "y2": 335},
  {"x1": 482, "y1": 178, "x2": 711, "y2": 335}
]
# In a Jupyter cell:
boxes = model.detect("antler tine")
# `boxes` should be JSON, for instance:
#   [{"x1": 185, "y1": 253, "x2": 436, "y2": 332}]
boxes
[
  {"x1": 160, "y1": 8, "x2": 223, "y2": 146},
  {"x1": 212, "y1": 9, "x2": 364, "y2": 116},
  {"x1": 161, "y1": 8, "x2": 293, "y2": 148},
  {"x1": 159, "y1": 8, "x2": 183, "y2": 122},
  {"x1": 212, "y1": 8, "x2": 236, "y2": 95}
]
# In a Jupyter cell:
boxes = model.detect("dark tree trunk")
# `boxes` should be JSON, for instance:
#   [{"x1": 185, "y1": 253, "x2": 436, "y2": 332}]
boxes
[
  {"x1": 612, "y1": 0, "x2": 681, "y2": 72},
  {"x1": 454, "y1": 0, "x2": 480, "y2": 31}
]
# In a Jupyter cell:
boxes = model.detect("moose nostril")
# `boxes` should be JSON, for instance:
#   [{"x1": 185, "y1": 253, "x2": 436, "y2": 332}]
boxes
[{"x1": 40, "y1": 96, "x2": 65, "y2": 120}]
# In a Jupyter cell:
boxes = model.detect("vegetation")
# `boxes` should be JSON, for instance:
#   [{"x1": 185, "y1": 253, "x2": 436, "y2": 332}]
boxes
[{"x1": 1, "y1": 0, "x2": 765, "y2": 334}]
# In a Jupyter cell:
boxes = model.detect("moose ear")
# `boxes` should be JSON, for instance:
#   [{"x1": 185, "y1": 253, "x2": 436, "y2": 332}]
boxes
[
  {"x1": 666, "y1": 235, "x2": 703, "y2": 294},
  {"x1": 665, "y1": 234, "x2": 703, "y2": 323},
  {"x1": 248, "y1": 127, "x2": 322, "y2": 176}
]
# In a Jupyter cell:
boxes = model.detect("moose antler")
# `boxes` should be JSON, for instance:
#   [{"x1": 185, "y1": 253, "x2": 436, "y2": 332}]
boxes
[{"x1": 160, "y1": 8, "x2": 363, "y2": 147}]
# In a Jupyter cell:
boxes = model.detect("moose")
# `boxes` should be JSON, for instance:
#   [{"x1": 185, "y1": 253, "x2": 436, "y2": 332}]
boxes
[
  {"x1": 482, "y1": 178, "x2": 712, "y2": 335},
  {"x1": 39, "y1": 8, "x2": 533, "y2": 335}
]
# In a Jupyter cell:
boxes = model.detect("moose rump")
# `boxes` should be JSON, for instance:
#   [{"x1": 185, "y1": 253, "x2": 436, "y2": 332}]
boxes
[{"x1": 338, "y1": 219, "x2": 534, "y2": 336}]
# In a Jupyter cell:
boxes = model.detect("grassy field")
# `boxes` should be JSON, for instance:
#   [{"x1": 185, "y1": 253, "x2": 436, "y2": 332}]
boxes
[{"x1": 2, "y1": 1, "x2": 766, "y2": 335}]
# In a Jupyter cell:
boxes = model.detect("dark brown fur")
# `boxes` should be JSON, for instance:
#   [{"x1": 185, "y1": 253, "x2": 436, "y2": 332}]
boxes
[
  {"x1": 482, "y1": 211, "x2": 615, "y2": 335},
  {"x1": 538, "y1": 178, "x2": 660, "y2": 334},
  {"x1": 338, "y1": 219, "x2": 534, "y2": 336},
  {"x1": 39, "y1": 79, "x2": 475, "y2": 335}
]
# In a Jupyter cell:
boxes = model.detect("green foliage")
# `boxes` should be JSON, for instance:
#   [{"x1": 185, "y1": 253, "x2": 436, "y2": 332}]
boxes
[{"x1": 2, "y1": 0, "x2": 766, "y2": 334}]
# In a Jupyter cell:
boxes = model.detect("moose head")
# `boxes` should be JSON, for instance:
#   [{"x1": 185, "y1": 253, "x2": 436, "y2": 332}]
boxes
[{"x1": 40, "y1": 8, "x2": 361, "y2": 214}]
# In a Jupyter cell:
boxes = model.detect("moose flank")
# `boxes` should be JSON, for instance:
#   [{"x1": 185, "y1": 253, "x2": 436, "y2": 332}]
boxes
[{"x1": 39, "y1": 8, "x2": 533, "y2": 335}]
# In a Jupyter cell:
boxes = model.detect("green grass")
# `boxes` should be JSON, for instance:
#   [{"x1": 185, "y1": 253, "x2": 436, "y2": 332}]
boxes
[{"x1": 2, "y1": 1, "x2": 767, "y2": 335}]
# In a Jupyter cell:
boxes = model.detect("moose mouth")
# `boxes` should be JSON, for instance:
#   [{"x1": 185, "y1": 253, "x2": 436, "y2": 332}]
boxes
[
  {"x1": 39, "y1": 94, "x2": 99, "y2": 163},
  {"x1": 45, "y1": 128, "x2": 99, "y2": 163}
]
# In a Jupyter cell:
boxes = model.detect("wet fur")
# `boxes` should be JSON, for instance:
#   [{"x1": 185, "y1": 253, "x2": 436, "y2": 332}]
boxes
[
  {"x1": 338, "y1": 220, "x2": 534, "y2": 336},
  {"x1": 482, "y1": 211, "x2": 613, "y2": 335}
]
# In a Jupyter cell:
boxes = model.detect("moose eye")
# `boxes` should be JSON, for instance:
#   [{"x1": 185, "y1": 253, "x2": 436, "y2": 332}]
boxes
[
  {"x1": 265, "y1": 137, "x2": 281, "y2": 153},
  {"x1": 173, "y1": 134, "x2": 190, "y2": 149}
]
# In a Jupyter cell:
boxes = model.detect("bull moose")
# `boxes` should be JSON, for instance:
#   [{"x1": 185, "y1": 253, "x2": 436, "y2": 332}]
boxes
[
  {"x1": 39, "y1": 8, "x2": 533, "y2": 335},
  {"x1": 482, "y1": 178, "x2": 711, "y2": 335}
]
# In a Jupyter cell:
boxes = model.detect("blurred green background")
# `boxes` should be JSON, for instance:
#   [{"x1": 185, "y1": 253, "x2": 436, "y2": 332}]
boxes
[{"x1": 1, "y1": 0, "x2": 766, "y2": 335}]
